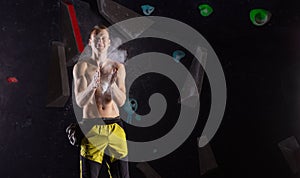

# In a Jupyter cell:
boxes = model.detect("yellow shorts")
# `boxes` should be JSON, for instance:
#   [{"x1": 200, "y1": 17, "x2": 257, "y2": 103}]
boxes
[{"x1": 80, "y1": 118, "x2": 128, "y2": 164}]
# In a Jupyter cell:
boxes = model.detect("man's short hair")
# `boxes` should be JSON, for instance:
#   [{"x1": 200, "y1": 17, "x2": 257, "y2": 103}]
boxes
[{"x1": 89, "y1": 25, "x2": 109, "y2": 37}]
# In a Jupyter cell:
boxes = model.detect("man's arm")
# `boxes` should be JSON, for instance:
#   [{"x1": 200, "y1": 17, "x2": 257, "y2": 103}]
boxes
[
  {"x1": 73, "y1": 62, "x2": 97, "y2": 107},
  {"x1": 111, "y1": 64, "x2": 126, "y2": 107}
]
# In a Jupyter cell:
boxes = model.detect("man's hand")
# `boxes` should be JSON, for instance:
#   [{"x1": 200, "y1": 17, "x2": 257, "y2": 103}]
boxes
[
  {"x1": 110, "y1": 68, "x2": 118, "y2": 85},
  {"x1": 92, "y1": 69, "x2": 101, "y2": 89}
]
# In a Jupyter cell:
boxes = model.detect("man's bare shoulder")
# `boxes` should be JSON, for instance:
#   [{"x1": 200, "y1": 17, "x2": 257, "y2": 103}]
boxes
[
  {"x1": 117, "y1": 62, "x2": 125, "y2": 70},
  {"x1": 75, "y1": 58, "x2": 97, "y2": 70},
  {"x1": 73, "y1": 60, "x2": 95, "y2": 79},
  {"x1": 115, "y1": 62, "x2": 125, "y2": 79},
  {"x1": 73, "y1": 61, "x2": 87, "y2": 73},
  {"x1": 107, "y1": 59, "x2": 124, "y2": 68}
]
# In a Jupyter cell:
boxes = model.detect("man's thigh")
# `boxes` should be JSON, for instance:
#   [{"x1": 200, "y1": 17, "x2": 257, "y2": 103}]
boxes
[{"x1": 107, "y1": 123, "x2": 128, "y2": 159}]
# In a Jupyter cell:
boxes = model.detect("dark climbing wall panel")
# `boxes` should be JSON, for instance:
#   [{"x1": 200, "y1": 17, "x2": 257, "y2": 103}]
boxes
[{"x1": 1, "y1": 0, "x2": 300, "y2": 177}]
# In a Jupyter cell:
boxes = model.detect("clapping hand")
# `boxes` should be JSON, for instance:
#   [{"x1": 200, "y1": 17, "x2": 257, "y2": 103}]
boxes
[
  {"x1": 109, "y1": 68, "x2": 118, "y2": 85},
  {"x1": 92, "y1": 69, "x2": 100, "y2": 89}
]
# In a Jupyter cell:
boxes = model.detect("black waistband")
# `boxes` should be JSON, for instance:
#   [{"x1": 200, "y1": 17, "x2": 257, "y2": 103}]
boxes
[{"x1": 82, "y1": 116, "x2": 122, "y2": 125}]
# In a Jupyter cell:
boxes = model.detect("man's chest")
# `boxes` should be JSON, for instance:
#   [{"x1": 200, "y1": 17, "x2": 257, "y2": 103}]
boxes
[{"x1": 84, "y1": 65, "x2": 98, "y2": 84}]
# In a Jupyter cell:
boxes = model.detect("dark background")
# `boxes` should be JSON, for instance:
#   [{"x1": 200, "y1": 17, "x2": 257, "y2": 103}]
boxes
[{"x1": 1, "y1": 0, "x2": 300, "y2": 177}]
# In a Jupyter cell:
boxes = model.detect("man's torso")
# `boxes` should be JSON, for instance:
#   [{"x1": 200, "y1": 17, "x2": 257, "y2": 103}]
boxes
[{"x1": 81, "y1": 59, "x2": 120, "y2": 119}]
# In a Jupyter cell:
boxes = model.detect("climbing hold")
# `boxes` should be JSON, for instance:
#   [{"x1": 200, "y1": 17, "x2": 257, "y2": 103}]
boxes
[
  {"x1": 198, "y1": 4, "x2": 213, "y2": 17},
  {"x1": 141, "y1": 5, "x2": 155, "y2": 16},
  {"x1": 250, "y1": 9, "x2": 271, "y2": 26},
  {"x1": 172, "y1": 50, "x2": 186, "y2": 63},
  {"x1": 7, "y1": 77, "x2": 18, "y2": 83}
]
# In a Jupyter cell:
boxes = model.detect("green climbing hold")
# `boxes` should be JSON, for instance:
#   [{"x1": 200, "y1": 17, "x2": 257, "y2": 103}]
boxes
[
  {"x1": 250, "y1": 9, "x2": 271, "y2": 26},
  {"x1": 198, "y1": 4, "x2": 213, "y2": 17}
]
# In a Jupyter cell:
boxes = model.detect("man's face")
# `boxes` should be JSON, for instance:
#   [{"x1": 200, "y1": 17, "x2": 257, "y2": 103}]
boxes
[{"x1": 90, "y1": 29, "x2": 110, "y2": 53}]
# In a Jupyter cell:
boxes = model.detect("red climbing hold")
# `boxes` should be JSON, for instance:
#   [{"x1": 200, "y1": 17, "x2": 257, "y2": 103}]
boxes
[{"x1": 7, "y1": 77, "x2": 18, "y2": 83}]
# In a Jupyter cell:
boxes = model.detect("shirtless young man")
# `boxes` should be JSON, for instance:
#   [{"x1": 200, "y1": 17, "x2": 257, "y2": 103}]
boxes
[{"x1": 73, "y1": 25, "x2": 129, "y2": 178}]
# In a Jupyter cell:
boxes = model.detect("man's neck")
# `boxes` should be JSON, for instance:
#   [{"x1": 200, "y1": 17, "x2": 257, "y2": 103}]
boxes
[{"x1": 92, "y1": 51, "x2": 108, "y2": 66}]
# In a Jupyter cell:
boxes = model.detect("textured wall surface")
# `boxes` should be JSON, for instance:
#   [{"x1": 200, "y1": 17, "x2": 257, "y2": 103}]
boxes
[{"x1": 1, "y1": 0, "x2": 300, "y2": 177}]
